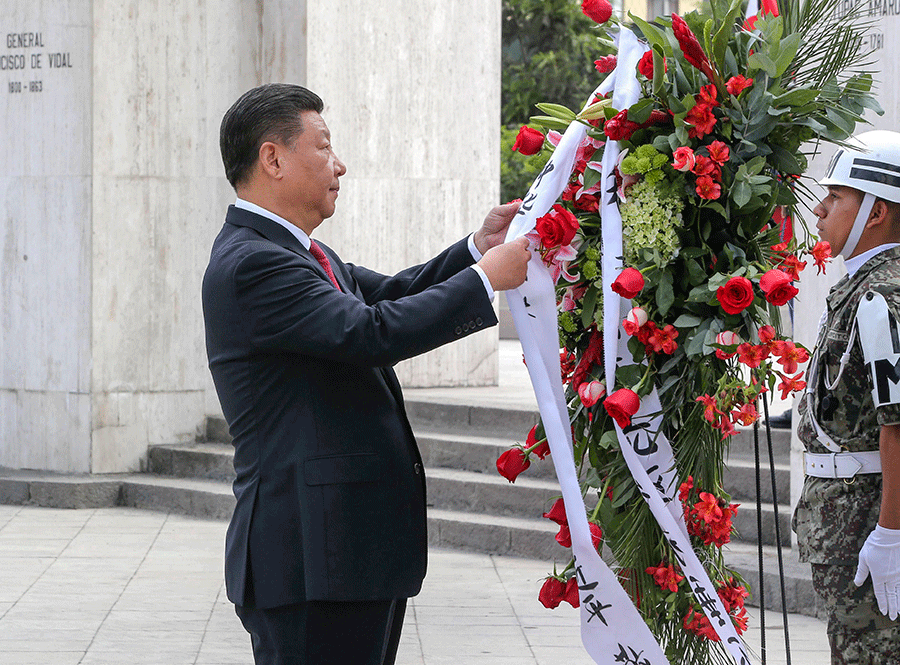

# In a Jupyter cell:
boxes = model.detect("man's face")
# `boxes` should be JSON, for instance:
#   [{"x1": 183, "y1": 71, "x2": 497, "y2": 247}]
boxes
[
  {"x1": 813, "y1": 185, "x2": 864, "y2": 256},
  {"x1": 276, "y1": 111, "x2": 346, "y2": 233}
]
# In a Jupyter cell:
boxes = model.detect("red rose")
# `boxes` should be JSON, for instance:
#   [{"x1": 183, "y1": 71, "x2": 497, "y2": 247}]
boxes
[
  {"x1": 525, "y1": 424, "x2": 550, "y2": 459},
  {"x1": 578, "y1": 380, "x2": 606, "y2": 407},
  {"x1": 604, "y1": 388, "x2": 641, "y2": 428},
  {"x1": 716, "y1": 276, "x2": 754, "y2": 315},
  {"x1": 535, "y1": 204, "x2": 579, "y2": 248},
  {"x1": 496, "y1": 447, "x2": 530, "y2": 483},
  {"x1": 563, "y1": 577, "x2": 580, "y2": 607},
  {"x1": 637, "y1": 50, "x2": 654, "y2": 78},
  {"x1": 542, "y1": 497, "x2": 568, "y2": 525},
  {"x1": 611, "y1": 267, "x2": 645, "y2": 299},
  {"x1": 512, "y1": 126, "x2": 545, "y2": 156},
  {"x1": 556, "y1": 524, "x2": 572, "y2": 548},
  {"x1": 582, "y1": 0, "x2": 613, "y2": 24},
  {"x1": 539, "y1": 577, "x2": 566, "y2": 609},
  {"x1": 672, "y1": 146, "x2": 695, "y2": 172},
  {"x1": 759, "y1": 269, "x2": 799, "y2": 306}
]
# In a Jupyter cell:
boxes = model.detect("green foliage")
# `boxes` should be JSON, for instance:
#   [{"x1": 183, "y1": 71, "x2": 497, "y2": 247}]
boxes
[{"x1": 502, "y1": 0, "x2": 611, "y2": 126}]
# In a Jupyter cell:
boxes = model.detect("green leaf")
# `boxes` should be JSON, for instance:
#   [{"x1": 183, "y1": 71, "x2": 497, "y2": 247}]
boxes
[
  {"x1": 748, "y1": 52, "x2": 777, "y2": 77},
  {"x1": 656, "y1": 271, "x2": 675, "y2": 316},
  {"x1": 773, "y1": 87, "x2": 819, "y2": 107},
  {"x1": 628, "y1": 98, "x2": 655, "y2": 125},
  {"x1": 686, "y1": 318, "x2": 713, "y2": 357},
  {"x1": 583, "y1": 166, "x2": 602, "y2": 190},
  {"x1": 773, "y1": 33, "x2": 801, "y2": 77},
  {"x1": 581, "y1": 286, "x2": 599, "y2": 329},
  {"x1": 629, "y1": 14, "x2": 669, "y2": 54},
  {"x1": 732, "y1": 180, "x2": 752, "y2": 208},
  {"x1": 711, "y1": 0, "x2": 744, "y2": 68},
  {"x1": 673, "y1": 313, "x2": 703, "y2": 327}
]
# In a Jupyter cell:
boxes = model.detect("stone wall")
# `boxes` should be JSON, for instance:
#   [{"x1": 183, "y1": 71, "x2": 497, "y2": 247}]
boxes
[{"x1": 0, "y1": 0, "x2": 501, "y2": 473}]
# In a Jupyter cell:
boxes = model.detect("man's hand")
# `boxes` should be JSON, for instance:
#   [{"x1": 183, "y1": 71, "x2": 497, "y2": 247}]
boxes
[
  {"x1": 473, "y1": 201, "x2": 522, "y2": 255},
  {"x1": 477, "y1": 237, "x2": 531, "y2": 292},
  {"x1": 854, "y1": 524, "x2": 900, "y2": 619}
]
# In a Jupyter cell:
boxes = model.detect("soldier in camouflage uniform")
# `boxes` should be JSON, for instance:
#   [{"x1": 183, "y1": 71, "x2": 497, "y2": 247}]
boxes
[{"x1": 793, "y1": 130, "x2": 900, "y2": 664}]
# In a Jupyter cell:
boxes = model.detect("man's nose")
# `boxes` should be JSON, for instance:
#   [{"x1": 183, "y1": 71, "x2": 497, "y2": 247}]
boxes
[{"x1": 335, "y1": 156, "x2": 347, "y2": 176}]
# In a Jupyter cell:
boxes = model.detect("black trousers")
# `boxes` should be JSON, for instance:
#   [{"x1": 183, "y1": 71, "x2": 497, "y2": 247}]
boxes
[{"x1": 235, "y1": 598, "x2": 407, "y2": 665}]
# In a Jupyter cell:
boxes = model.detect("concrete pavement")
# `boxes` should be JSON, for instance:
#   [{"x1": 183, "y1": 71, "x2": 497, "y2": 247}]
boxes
[{"x1": 0, "y1": 504, "x2": 829, "y2": 665}]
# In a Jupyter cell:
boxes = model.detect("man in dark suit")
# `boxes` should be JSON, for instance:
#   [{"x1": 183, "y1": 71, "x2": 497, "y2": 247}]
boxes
[{"x1": 202, "y1": 83, "x2": 530, "y2": 665}]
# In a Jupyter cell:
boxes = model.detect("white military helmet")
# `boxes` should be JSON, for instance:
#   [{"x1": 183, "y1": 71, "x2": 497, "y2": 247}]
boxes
[{"x1": 819, "y1": 130, "x2": 900, "y2": 258}]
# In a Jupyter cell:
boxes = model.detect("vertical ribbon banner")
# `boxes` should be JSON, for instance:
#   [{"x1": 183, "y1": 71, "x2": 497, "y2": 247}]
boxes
[
  {"x1": 506, "y1": 29, "x2": 752, "y2": 665},
  {"x1": 504, "y1": 59, "x2": 671, "y2": 665}
]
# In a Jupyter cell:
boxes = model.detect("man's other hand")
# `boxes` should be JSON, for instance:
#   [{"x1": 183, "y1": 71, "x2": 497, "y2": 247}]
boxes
[
  {"x1": 477, "y1": 237, "x2": 531, "y2": 292},
  {"x1": 474, "y1": 201, "x2": 522, "y2": 255}
]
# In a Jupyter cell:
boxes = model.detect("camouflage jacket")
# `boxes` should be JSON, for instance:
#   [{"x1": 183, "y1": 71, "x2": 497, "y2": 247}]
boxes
[{"x1": 794, "y1": 245, "x2": 900, "y2": 565}]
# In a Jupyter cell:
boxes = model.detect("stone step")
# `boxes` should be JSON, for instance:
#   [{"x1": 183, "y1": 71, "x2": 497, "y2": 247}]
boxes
[
  {"x1": 426, "y1": 467, "x2": 563, "y2": 519},
  {"x1": 732, "y1": 499, "x2": 792, "y2": 547},
  {"x1": 404, "y1": 400, "x2": 539, "y2": 440},
  {"x1": 149, "y1": 441, "x2": 235, "y2": 481},
  {"x1": 428, "y1": 508, "x2": 568, "y2": 563},
  {"x1": 418, "y1": 430, "x2": 557, "y2": 480},
  {"x1": 725, "y1": 542, "x2": 820, "y2": 616},
  {"x1": 728, "y1": 425, "x2": 792, "y2": 459},
  {"x1": 724, "y1": 457, "x2": 791, "y2": 504}
]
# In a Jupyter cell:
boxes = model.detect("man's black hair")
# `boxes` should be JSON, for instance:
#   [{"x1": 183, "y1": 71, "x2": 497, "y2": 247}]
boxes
[{"x1": 219, "y1": 83, "x2": 324, "y2": 188}]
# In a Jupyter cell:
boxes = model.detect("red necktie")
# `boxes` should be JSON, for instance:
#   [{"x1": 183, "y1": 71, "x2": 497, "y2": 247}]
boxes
[{"x1": 308, "y1": 240, "x2": 341, "y2": 291}]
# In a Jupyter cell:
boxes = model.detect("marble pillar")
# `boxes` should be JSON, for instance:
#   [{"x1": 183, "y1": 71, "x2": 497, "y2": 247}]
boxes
[{"x1": 0, "y1": 0, "x2": 500, "y2": 473}]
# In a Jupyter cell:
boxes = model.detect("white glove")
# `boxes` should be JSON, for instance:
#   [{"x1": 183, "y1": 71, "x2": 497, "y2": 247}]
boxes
[{"x1": 854, "y1": 524, "x2": 900, "y2": 620}]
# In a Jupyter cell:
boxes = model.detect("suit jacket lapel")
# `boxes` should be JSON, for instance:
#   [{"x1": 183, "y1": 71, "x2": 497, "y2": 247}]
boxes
[{"x1": 225, "y1": 205, "x2": 341, "y2": 289}]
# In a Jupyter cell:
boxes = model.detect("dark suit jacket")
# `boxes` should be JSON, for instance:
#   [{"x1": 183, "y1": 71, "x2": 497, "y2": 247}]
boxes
[{"x1": 202, "y1": 205, "x2": 497, "y2": 608}]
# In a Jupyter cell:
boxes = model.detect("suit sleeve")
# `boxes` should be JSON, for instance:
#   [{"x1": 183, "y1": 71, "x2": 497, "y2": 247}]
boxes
[
  {"x1": 232, "y1": 241, "x2": 496, "y2": 368},
  {"x1": 341, "y1": 237, "x2": 478, "y2": 305}
]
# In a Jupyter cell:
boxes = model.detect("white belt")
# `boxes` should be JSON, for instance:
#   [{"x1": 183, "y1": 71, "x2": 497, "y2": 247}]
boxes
[{"x1": 804, "y1": 451, "x2": 882, "y2": 479}]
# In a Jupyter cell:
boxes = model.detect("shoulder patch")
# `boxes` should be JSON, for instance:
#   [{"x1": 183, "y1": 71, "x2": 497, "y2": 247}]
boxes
[{"x1": 856, "y1": 290, "x2": 900, "y2": 407}]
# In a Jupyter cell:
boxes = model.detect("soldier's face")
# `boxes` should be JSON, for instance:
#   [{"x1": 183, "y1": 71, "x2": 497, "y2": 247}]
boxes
[{"x1": 813, "y1": 185, "x2": 864, "y2": 257}]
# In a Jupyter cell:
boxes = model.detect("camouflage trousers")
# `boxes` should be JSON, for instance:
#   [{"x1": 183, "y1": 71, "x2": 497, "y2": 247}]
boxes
[{"x1": 811, "y1": 563, "x2": 900, "y2": 664}]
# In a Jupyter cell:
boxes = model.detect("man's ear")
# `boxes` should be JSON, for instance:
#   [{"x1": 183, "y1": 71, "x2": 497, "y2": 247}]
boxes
[
  {"x1": 865, "y1": 199, "x2": 889, "y2": 229},
  {"x1": 258, "y1": 141, "x2": 282, "y2": 179}
]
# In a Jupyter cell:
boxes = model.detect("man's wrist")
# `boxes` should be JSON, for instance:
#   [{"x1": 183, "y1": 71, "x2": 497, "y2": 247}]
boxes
[{"x1": 468, "y1": 233, "x2": 484, "y2": 261}]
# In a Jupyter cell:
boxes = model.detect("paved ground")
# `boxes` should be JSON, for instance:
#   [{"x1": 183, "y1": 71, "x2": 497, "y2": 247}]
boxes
[{"x1": 0, "y1": 505, "x2": 828, "y2": 665}]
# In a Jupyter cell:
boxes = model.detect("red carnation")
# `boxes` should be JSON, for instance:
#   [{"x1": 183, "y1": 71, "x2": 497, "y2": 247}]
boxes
[
  {"x1": 582, "y1": 0, "x2": 613, "y2": 24},
  {"x1": 716, "y1": 276, "x2": 754, "y2": 315},
  {"x1": 759, "y1": 269, "x2": 799, "y2": 306},
  {"x1": 604, "y1": 388, "x2": 641, "y2": 428},
  {"x1": 496, "y1": 447, "x2": 530, "y2": 483},
  {"x1": 611, "y1": 267, "x2": 645, "y2": 299},
  {"x1": 595, "y1": 55, "x2": 617, "y2": 73},
  {"x1": 539, "y1": 577, "x2": 566, "y2": 609},
  {"x1": 512, "y1": 126, "x2": 545, "y2": 156}
]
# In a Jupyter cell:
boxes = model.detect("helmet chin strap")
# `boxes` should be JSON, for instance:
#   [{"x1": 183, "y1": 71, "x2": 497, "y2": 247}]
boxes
[{"x1": 838, "y1": 192, "x2": 876, "y2": 259}]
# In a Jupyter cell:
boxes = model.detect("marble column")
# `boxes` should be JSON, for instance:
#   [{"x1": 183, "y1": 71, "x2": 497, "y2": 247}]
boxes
[{"x1": 0, "y1": 0, "x2": 501, "y2": 473}]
